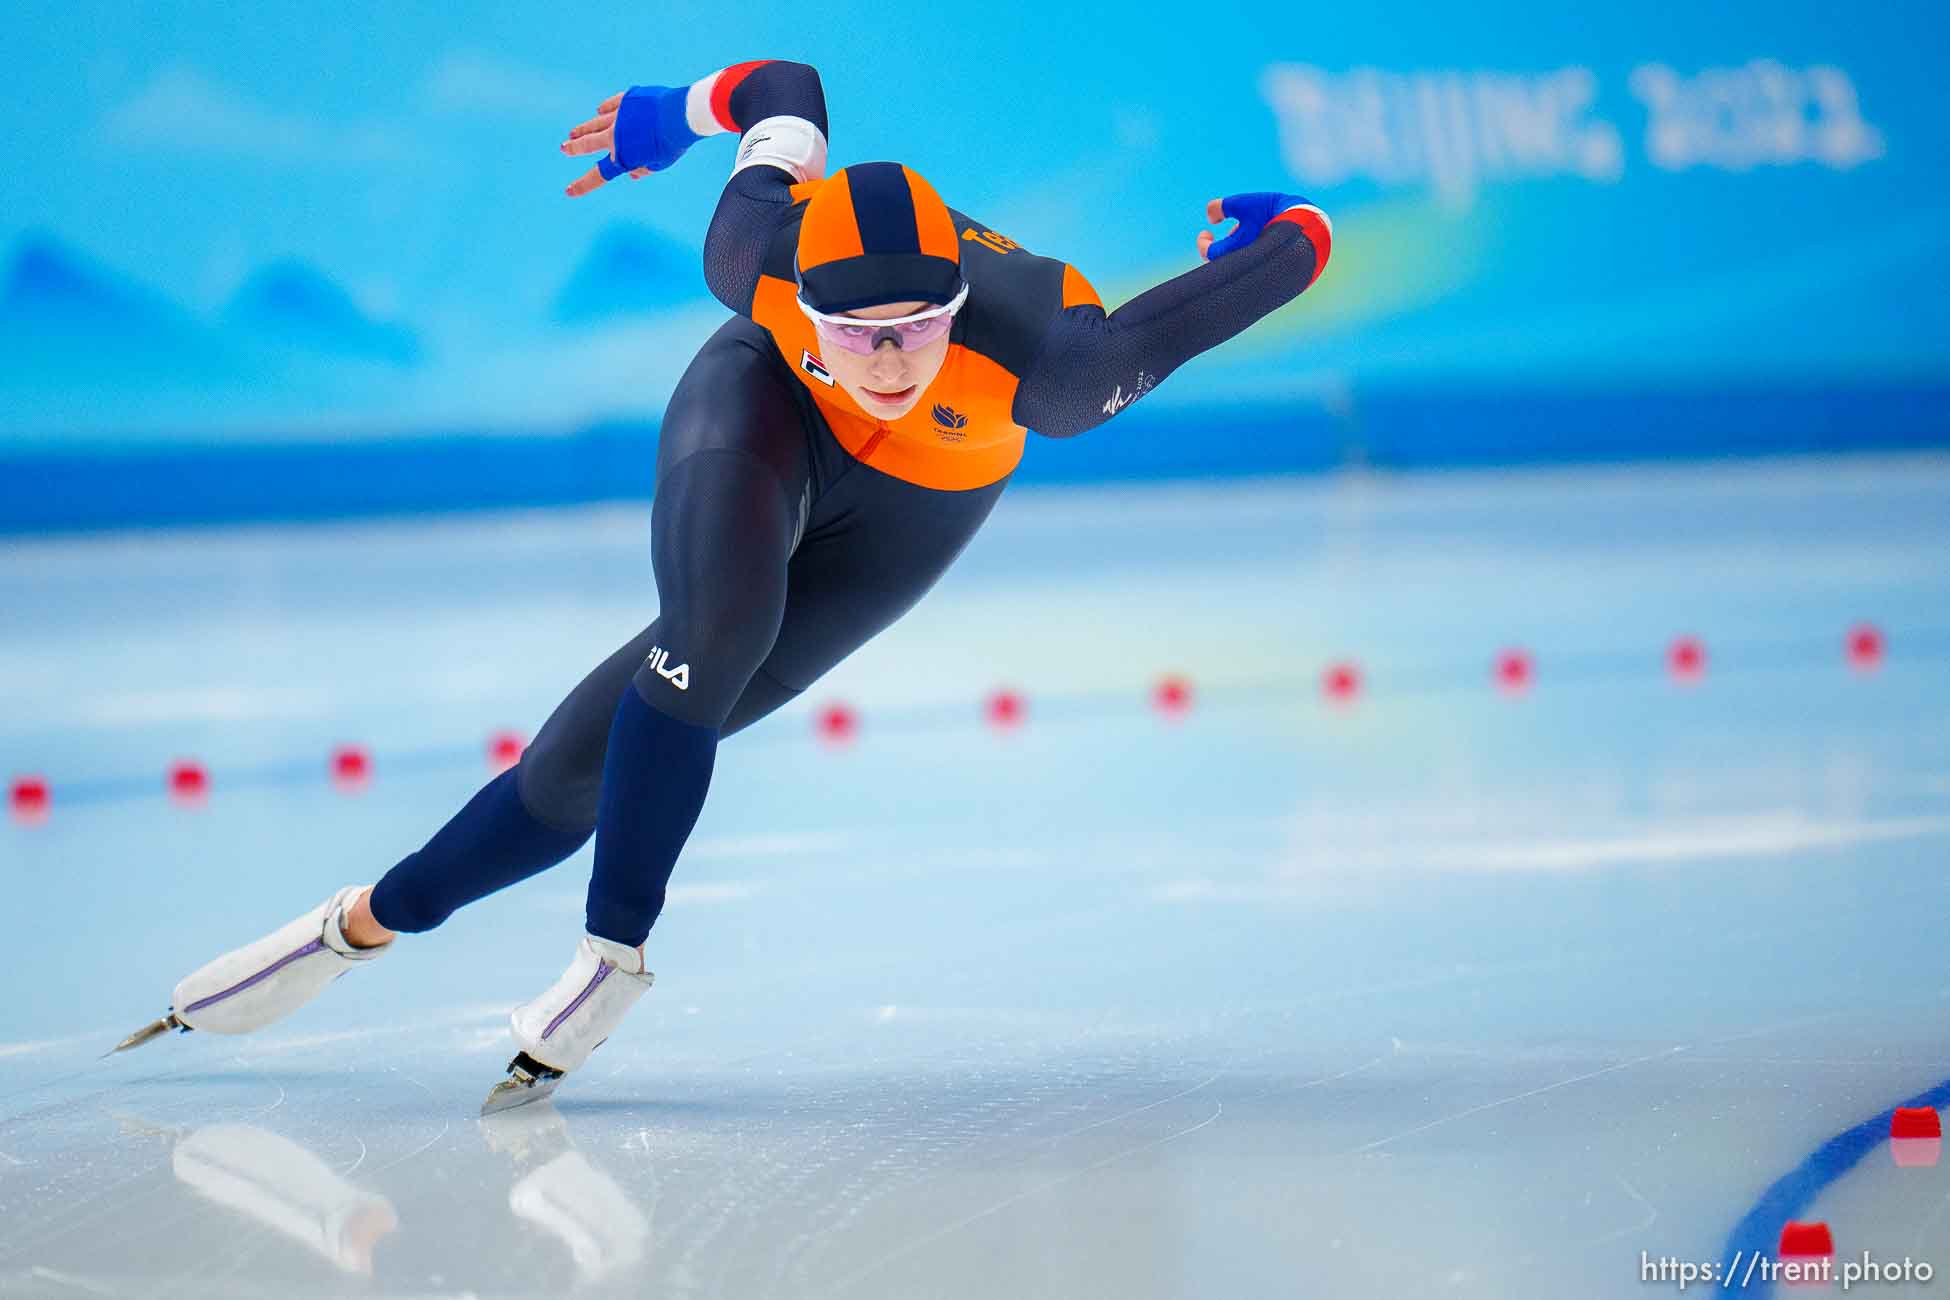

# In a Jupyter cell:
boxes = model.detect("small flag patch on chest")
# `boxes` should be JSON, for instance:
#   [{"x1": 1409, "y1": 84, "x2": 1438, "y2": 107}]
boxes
[{"x1": 801, "y1": 349, "x2": 835, "y2": 386}]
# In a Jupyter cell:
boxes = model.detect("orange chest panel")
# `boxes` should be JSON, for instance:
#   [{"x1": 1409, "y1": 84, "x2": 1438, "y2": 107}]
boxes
[{"x1": 751, "y1": 274, "x2": 1027, "y2": 492}]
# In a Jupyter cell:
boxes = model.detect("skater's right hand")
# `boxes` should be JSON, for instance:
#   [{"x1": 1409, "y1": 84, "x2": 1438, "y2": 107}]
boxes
[{"x1": 562, "y1": 85, "x2": 698, "y2": 197}]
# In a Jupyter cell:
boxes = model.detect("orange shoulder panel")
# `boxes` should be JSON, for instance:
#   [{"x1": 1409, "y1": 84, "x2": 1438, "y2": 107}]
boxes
[
  {"x1": 1061, "y1": 263, "x2": 1102, "y2": 309},
  {"x1": 752, "y1": 272, "x2": 824, "y2": 384}
]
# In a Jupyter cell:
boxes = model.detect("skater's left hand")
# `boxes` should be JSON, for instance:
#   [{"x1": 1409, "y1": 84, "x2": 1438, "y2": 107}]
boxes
[
  {"x1": 561, "y1": 85, "x2": 697, "y2": 197},
  {"x1": 1196, "y1": 192, "x2": 1313, "y2": 262}
]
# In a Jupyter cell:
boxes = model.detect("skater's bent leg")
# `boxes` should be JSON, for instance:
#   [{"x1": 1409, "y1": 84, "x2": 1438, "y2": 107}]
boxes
[
  {"x1": 518, "y1": 621, "x2": 671, "y2": 831},
  {"x1": 367, "y1": 767, "x2": 594, "y2": 933},
  {"x1": 583, "y1": 450, "x2": 797, "y2": 947},
  {"x1": 361, "y1": 613, "x2": 688, "y2": 937},
  {"x1": 580, "y1": 474, "x2": 1011, "y2": 943},
  {"x1": 374, "y1": 326, "x2": 810, "y2": 943},
  {"x1": 582, "y1": 683, "x2": 719, "y2": 945}
]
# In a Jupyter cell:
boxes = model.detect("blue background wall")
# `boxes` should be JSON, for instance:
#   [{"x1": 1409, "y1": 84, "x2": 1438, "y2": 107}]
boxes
[{"x1": 4, "y1": 1, "x2": 1945, "y2": 530}]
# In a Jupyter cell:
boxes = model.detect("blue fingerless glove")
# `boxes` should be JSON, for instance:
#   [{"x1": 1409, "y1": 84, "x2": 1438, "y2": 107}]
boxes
[
  {"x1": 596, "y1": 84, "x2": 701, "y2": 180},
  {"x1": 1205, "y1": 192, "x2": 1314, "y2": 261}
]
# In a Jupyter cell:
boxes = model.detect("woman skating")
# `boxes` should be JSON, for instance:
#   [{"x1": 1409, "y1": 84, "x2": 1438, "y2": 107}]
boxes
[{"x1": 114, "y1": 58, "x2": 1332, "y2": 1112}]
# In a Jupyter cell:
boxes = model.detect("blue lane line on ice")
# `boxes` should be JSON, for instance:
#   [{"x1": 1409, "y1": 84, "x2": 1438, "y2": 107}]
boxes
[{"x1": 1720, "y1": 1075, "x2": 1950, "y2": 1297}]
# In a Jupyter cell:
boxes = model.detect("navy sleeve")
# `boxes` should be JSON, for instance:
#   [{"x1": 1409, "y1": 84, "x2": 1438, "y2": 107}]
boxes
[
  {"x1": 700, "y1": 62, "x2": 828, "y2": 316},
  {"x1": 1011, "y1": 221, "x2": 1327, "y2": 438}
]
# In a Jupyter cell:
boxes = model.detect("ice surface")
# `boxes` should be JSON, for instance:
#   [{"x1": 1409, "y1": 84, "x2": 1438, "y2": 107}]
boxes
[{"x1": 3, "y1": 456, "x2": 1949, "y2": 1297}]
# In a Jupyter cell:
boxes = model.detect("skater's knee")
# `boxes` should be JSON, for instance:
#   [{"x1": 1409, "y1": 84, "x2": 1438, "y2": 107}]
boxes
[
  {"x1": 720, "y1": 663, "x2": 803, "y2": 737},
  {"x1": 630, "y1": 602, "x2": 783, "y2": 727},
  {"x1": 513, "y1": 749, "x2": 601, "y2": 837}
]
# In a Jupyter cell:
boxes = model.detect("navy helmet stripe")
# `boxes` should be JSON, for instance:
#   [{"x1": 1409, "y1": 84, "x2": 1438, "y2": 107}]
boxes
[
  {"x1": 847, "y1": 162, "x2": 921, "y2": 256},
  {"x1": 798, "y1": 253, "x2": 962, "y2": 313}
]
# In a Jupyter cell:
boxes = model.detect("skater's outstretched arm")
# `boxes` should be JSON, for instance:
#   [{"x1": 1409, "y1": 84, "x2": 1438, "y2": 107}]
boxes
[
  {"x1": 1013, "y1": 192, "x2": 1333, "y2": 438},
  {"x1": 558, "y1": 62, "x2": 830, "y2": 315}
]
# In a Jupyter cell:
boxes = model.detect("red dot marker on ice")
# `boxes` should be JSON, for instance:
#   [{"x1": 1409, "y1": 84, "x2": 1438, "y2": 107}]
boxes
[
  {"x1": 1893, "y1": 1106, "x2": 1942, "y2": 1139},
  {"x1": 1846, "y1": 622, "x2": 1885, "y2": 672},
  {"x1": 1777, "y1": 1221, "x2": 1834, "y2": 1259},
  {"x1": 9, "y1": 775, "x2": 50, "y2": 825},
  {"x1": 816, "y1": 702, "x2": 858, "y2": 745},
  {"x1": 487, "y1": 731, "x2": 526, "y2": 773},
  {"x1": 1152, "y1": 675, "x2": 1193, "y2": 718},
  {"x1": 1494, "y1": 648, "x2": 1534, "y2": 695},
  {"x1": 331, "y1": 744, "x2": 372, "y2": 792},
  {"x1": 1893, "y1": 1107, "x2": 1943, "y2": 1167},
  {"x1": 985, "y1": 688, "x2": 1026, "y2": 731},
  {"x1": 1321, "y1": 661, "x2": 1361, "y2": 704},
  {"x1": 1666, "y1": 635, "x2": 1707, "y2": 685},
  {"x1": 168, "y1": 760, "x2": 209, "y2": 806}
]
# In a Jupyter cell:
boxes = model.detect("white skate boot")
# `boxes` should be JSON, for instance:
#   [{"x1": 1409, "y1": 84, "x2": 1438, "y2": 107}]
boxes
[
  {"x1": 110, "y1": 885, "x2": 391, "y2": 1053},
  {"x1": 481, "y1": 935, "x2": 653, "y2": 1114}
]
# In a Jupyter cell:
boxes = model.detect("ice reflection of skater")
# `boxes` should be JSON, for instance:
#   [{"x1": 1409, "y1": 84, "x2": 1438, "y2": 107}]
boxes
[
  {"x1": 171, "y1": 1123, "x2": 400, "y2": 1276},
  {"x1": 482, "y1": 1105, "x2": 650, "y2": 1283},
  {"x1": 114, "y1": 60, "x2": 1332, "y2": 1111}
]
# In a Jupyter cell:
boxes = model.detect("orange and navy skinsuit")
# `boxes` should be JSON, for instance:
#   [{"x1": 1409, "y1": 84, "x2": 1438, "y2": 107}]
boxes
[
  {"x1": 696, "y1": 60, "x2": 1332, "y2": 492},
  {"x1": 366, "y1": 59, "x2": 1335, "y2": 951}
]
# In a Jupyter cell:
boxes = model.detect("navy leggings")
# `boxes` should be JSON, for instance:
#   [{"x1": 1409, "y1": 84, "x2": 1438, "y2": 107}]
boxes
[{"x1": 369, "y1": 317, "x2": 1007, "y2": 943}]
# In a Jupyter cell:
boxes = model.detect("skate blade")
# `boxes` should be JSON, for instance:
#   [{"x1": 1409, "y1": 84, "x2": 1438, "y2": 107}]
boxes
[
  {"x1": 480, "y1": 1052, "x2": 566, "y2": 1116},
  {"x1": 480, "y1": 1072, "x2": 563, "y2": 1116},
  {"x1": 105, "y1": 1014, "x2": 186, "y2": 1058}
]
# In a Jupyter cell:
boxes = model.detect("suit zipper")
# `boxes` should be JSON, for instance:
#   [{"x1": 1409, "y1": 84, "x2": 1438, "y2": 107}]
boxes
[{"x1": 857, "y1": 420, "x2": 892, "y2": 463}]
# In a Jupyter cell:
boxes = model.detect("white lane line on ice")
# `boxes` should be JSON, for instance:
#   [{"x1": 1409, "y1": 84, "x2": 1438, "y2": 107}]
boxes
[
  {"x1": 1419, "y1": 814, "x2": 1950, "y2": 873},
  {"x1": 1153, "y1": 816, "x2": 1950, "y2": 897},
  {"x1": 76, "y1": 685, "x2": 336, "y2": 727}
]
